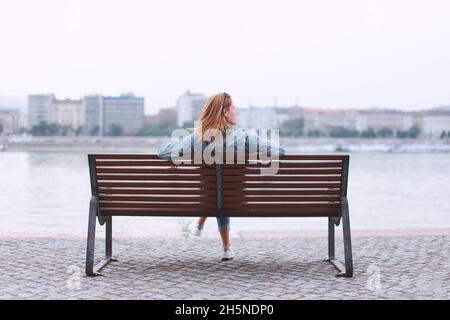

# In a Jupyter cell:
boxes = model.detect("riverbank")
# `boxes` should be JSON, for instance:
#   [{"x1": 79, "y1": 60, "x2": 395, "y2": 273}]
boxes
[{"x1": 3, "y1": 136, "x2": 450, "y2": 152}]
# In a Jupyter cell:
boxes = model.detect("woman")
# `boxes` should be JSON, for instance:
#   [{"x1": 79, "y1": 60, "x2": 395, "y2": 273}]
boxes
[{"x1": 157, "y1": 92, "x2": 285, "y2": 261}]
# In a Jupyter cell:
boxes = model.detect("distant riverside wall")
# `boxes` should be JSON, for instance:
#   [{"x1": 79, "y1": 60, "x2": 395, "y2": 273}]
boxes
[{"x1": 3, "y1": 136, "x2": 450, "y2": 152}]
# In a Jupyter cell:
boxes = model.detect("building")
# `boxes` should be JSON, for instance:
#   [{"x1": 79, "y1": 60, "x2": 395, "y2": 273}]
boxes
[
  {"x1": 237, "y1": 107, "x2": 289, "y2": 129},
  {"x1": 83, "y1": 95, "x2": 103, "y2": 136},
  {"x1": 302, "y1": 109, "x2": 359, "y2": 133},
  {"x1": 50, "y1": 98, "x2": 84, "y2": 131},
  {"x1": 299, "y1": 108, "x2": 415, "y2": 134},
  {"x1": 356, "y1": 109, "x2": 414, "y2": 132},
  {"x1": 176, "y1": 90, "x2": 207, "y2": 127},
  {"x1": 144, "y1": 108, "x2": 176, "y2": 125},
  {"x1": 420, "y1": 112, "x2": 450, "y2": 138},
  {"x1": 29, "y1": 95, "x2": 84, "y2": 132},
  {"x1": 0, "y1": 109, "x2": 20, "y2": 135},
  {"x1": 28, "y1": 93, "x2": 145, "y2": 136},
  {"x1": 274, "y1": 108, "x2": 290, "y2": 128},
  {"x1": 84, "y1": 93, "x2": 145, "y2": 136},
  {"x1": 28, "y1": 94, "x2": 55, "y2": 127},
  {"x1": 287, "y1": 105, "x2": 305, "y2": 118},
  {"x1": 103, "y1": 93, "x2": 145, "y2": 135}
]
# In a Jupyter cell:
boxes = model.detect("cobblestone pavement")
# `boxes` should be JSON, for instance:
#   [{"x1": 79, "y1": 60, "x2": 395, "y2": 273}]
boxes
[{"x1": 0, "y1": 234, "x2": 449, "y2": 299}]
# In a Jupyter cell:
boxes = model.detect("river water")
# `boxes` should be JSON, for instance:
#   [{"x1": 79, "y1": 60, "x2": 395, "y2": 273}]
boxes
[{"x1": 0, "y1": 150, "x2": 449, "y2": 236}]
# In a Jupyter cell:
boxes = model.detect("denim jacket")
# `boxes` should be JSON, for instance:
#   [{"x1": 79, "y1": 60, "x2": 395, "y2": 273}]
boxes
[{"x1": 157, "y1": 126, "x2": 286, "y2": 160}]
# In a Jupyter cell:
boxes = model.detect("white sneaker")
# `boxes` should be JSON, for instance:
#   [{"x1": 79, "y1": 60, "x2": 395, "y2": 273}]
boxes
[
  {"x1": 221, "y1": 247, "x2": 234, "y2": 261},
  {"x1": 189, "y1": 224, "x2": 203, "y2": 238}
]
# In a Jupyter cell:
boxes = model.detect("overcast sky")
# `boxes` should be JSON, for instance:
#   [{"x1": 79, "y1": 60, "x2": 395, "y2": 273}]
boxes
[{"x1": 1, "y1": 0, "x2": 449, "y2": 114}]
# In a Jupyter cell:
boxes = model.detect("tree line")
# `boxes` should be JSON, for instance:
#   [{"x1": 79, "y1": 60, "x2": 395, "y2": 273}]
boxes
[
  {"x1": 280, "y1": 117, "x2": 423, "y2": 138},
  {"x1": 20, "y1": 117, "x2": 450, "y2": 139}
]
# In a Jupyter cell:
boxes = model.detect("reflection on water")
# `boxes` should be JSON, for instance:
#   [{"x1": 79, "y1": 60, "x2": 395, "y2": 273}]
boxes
[{"x1": 0, "y1": 151, "x2": 449, "y2": 235}]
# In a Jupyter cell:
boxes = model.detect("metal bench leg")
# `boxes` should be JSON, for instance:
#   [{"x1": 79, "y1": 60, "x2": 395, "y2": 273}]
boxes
[
  {"x1": 326, "y1": 217, "x2": 346, "y2": 276},
  {"x1": 86, "y1": 197, "x2": 99, "y2": 276},
  {"x1": 328, "y1": 217, "x2": 335, "y2": 260},
  {"x1": 86, "y1": 198, "x2": 116, "y2": 277},
  {"x1": 340, "y1": 197, "x2": 353, "y2": 277},
  {"x1": 326, "y1": 197, "x2": 353, "y2": 277}
]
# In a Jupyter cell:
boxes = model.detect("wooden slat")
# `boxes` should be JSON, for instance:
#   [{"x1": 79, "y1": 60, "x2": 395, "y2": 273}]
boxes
[
  {"x1": 224, "y1": 196, "x2": 340, "y2": 203},
  {"x1": 96, "y1": 160, "x2": 343, "y2": 168},
  {"x1": 217, "y1": 210, "x2": 339, "y2": 217},
  {"x1": 99, "y1": 207, "x2": 338, "y2": 216},
  {"x1": 220, "y1": 154, "x2": 346, "y2": 161},
  {"x1": 96, "y1": 174, "x2": 215, "y2": 181},
  {"x1": 98, "y1": 181, "x2": 216, "y2": 188},
  {"x1": 94, "y1": 154, "x2": 162, "y2": 160},
  {"x1": 99, "y1": 195, "x2": 216, "y2": 202},
  {"x1": 223, "y1": 203, "x2": 339, "y2": 210},
  {"x1": 100, "y1": 208, "x2": 217, "y2": 216},
  {"x1": 98, "y1": 188, "x2": 216, "y2": 195},
  {"x1": 222, "y1": 168, "x2": 342, "y2": 175},
  {"x1": 280, "y1": 155, "x2": 346, "y2": 160},
  {"x1": 222, "y1": 182, "x2": 341, "y2": 189},
  {"x1": 96, "y1": 167, "x2": 215, "y2": 174},
  {"x1": 223, "y1": 162, "x2": 342, "y2": 168},
  {"x1": 93, "y1": 154, "x2": 346, "y2": 160},
  {"x1": 222, "y1": 175, "x2": 341, "y2": 182},
  {"x1": 277, "y1": 162, "x2": 343, "y2": 168},
  {"x1": 100, "y1": 202, "x2": 215, "y2": 209},
  {"x1": 95, "y1": 160, "x2": 214, "y2": 167},
  {"x1": 223, "y1": 189, "x2": 341, "y2": 196}
]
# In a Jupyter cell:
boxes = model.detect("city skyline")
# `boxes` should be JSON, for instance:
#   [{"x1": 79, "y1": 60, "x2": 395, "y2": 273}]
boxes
[
  {"x1": 1, "y1": 92, "x2": 450, "y2": 117},
  {"x1": 1, "y1": 1, "x2": 450, "y2": 114},
  {"x1": 1, "y1": 90, "x2": 450, "y2": 138}
]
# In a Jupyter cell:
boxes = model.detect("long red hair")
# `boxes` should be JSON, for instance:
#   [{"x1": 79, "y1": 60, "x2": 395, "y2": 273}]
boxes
[{"x1": 195, "y1": 92, "x2": 233, "y2": 143}]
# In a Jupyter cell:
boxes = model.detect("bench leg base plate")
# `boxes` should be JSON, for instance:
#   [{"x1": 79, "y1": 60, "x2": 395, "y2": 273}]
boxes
[
  {"x1": 326, "y1": 258, "x2": 351, "y2": 278},
  {"x1": 88, "y1": 257, "x2": 117, "y2": 277}
]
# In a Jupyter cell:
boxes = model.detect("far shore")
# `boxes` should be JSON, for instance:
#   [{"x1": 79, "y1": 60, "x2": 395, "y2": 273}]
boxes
[{"x1": 2, "y1": 136, "x2": 450, "y2": 153}]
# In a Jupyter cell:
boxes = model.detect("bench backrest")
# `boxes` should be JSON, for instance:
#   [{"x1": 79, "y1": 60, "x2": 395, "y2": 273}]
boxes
[{"x1": 89, "y1": 154, "x2": 349, "y2": 218}]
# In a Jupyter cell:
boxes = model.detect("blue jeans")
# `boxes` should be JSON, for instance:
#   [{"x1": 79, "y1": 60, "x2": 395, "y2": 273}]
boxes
[{"x1": 216, "y1": 216, "x2": 230, "y2": 230}]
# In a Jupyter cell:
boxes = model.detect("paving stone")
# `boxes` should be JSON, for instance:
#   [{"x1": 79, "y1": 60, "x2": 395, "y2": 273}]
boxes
[{"x1": 0, "y1": 235, "x2": 449, "y2": 299}]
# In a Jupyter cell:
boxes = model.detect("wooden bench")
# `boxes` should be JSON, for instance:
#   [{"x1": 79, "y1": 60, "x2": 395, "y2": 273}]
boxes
[{"x1": 86, "y1": 154, "x2": 353, "y2": 277}]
